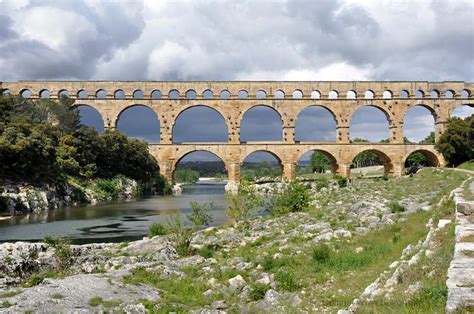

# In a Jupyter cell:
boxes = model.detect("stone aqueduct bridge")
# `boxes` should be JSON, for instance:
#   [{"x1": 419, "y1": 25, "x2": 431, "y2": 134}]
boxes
[{"x1": 1, "y1": 81, "x2": 473, "y2": 183}]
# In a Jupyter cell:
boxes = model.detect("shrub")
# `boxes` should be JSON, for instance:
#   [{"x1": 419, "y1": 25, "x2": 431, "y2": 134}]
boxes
[
  {"x1": 268, "y1": 182, "x2": 311, "y2": 215},
  {"x1": 187, "y1": 201, "x2": 213, "y2": 228},
  {"x1": 148, "y1": 223, "x2": 168, "y2": 237},
  {"x1": 312, "y1": 244, "x2": 331, "y2": 264},
  {"x1": 315, "y1": 177, "x2": 329, "y2": 190},
  {"x1": 197, "y1": 245, "x2": 215, "y2": 258},
  {"x1": 226, "y1": 180, "x2": 264, "y2": 222},
  {"x1": 166, "y1": 212, "x2": 194, "y2": 256},
  {"x1": 334, "y1": 175, "x2": 347, "y2": 188},
  {"x1": 95, "y1": 178, "x2": 120, "y2": 196},
  {"x1": 0, "y1": 196, "x2": 9, "y2": 212},
  {"x1": 388, "y1": 201, "x2": 406, "y2": 213},
  {"x1": 249, "y1": 283, "x2": 271, "y2": 301},
  {"x1": 43, "y1": 236, "x2": 72, "y2": 270},
  {"x1": 274, "y1": 270, "x2": 301, "y2": 292}
]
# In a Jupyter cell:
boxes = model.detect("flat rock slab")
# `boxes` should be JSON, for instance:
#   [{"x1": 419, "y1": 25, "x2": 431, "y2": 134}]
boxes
[{"x1": 0, "y1": 273, "x2": 159, "y2": 313}]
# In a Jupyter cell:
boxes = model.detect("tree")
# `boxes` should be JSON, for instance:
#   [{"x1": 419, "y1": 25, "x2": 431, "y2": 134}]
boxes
[
  {"x1": 310, "y1": 151, "x2": 330, "y2": 173},
  {"x1": 436, "y1": 116, "x2": 474, "y2": 166},
  {"x1": 420, "y1": 132, "x2": 435, "y2": 144}
]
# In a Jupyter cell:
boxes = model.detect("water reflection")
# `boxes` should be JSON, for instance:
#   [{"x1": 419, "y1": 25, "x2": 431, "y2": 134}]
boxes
[{"x1": 0, "y1": 184, "x2": 228, "y2": 244}]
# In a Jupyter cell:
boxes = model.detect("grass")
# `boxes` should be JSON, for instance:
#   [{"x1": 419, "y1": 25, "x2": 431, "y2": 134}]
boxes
[
  {"x1": 88, "y1": 296, "x2": 121, "y2": 308},
  {"x1": 0, "y1": 291, "x2": 22, "y2": 298},
  {"x1": 148, "y1": 223, "x2": 168, "y2": 237},
  {"x1": 51, "y1": 293, "x2": 63, "y2": 299},
  {"x1": 457, "y1": 160, "x2": 474, "y2": 171},
  {"x1": 0, "y1": 301, "x2": 15, "y2": 308}
]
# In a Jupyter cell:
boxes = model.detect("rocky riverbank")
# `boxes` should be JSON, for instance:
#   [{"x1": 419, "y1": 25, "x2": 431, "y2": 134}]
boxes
[
  {"x1": 0, "y1": 177, "x2": 139, "y2": 216},
  {"x1": 0, "y1": 169, "x2": 471, "y2": 312}
]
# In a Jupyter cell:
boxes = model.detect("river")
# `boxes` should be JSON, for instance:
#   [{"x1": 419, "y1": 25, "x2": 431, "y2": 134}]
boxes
[{"x1": 0, "y1": 183, "x2": 228, "y2": 244}]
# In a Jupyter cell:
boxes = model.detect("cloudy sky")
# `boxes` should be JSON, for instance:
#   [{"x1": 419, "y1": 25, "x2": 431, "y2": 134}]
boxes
[{"x1": 1, "y1": 0, "x2": 473, "y2": 162}]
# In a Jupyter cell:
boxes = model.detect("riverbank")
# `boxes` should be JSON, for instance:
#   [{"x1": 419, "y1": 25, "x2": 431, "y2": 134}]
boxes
[
  {"x1": 0, "y1": 176, "x2": 139, "y2": 217},
  {"x1": 0, "y1": 168, "x2": 471, "y2": 312}
]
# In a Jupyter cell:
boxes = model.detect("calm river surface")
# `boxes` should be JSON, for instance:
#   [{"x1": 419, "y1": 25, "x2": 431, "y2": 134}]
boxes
[{"x1": 0, "y1": 184, "x2": 228, "y2": 244}]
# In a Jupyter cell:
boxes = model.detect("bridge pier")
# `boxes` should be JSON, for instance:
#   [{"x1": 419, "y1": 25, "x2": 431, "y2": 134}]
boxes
[
  {"x1": 337, "y1": 163, "x2": 352, "y2": 179},
  {"x1": 282, "y1": 162, "x2": 297, "y2": 182}
]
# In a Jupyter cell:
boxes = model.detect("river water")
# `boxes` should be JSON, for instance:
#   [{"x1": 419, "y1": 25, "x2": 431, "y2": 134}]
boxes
[{"x1": 0, "y1": 184, "x2": 228, "y2": 244}]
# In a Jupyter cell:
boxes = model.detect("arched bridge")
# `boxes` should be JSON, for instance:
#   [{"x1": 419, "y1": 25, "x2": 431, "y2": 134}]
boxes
[{"x1": 2, "y1": 80, "x2": 473, "y2": 183}]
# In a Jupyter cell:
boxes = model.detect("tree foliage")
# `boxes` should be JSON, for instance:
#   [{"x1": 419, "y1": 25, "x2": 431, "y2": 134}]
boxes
[
  {"x1": 226, "y1": 180, "x2": 264, "y2": 221},
  {"x1": 435, "y1": 115, "x2": 474, "y2": 166},
  {"x1": 0, "y1": 95, "x2": 164, "y2": 190},
  {"x1": 310, "y1": 151, "x2": 330, "y2": 173}
]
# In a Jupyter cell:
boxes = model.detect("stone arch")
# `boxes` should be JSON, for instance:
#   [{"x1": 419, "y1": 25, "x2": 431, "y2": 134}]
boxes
[
  {"x1": 21, "y1": 89, "x2": 32, "y2": 98},
  {"x1": 350, "y1": 148, "x2": 393, "y2": 176},
  {"x1": 151, "y1": 90, "x2": 161, "y2": 99},
  {"x1": 240, "y1": 105, "x2": 283, "y2": 142},
  {"x1": 295, "y1": 105, "x2": 337, "y2": 142},
  {"x1": 256, "y1": 90, "x2": 267, "y2": 99},
  {"x1": 383, "y1": 90, "x2": 392, "y2": 99},
  {"x1": 171, "y1": 149, "x2": 227, "y2": 181},
  {"x1": 172, "y1": 105, "x2": 228, "y2": 143},
  {"x1": 400, "y1": 90, "x2": 409, "y2": 98},
  {"x1": 133, "y1": 89, "x2": 144, "y2": 99},
  {"x1": 403, "y1": 104, "x2": 436, "y2": 143},
  {"x1": 78, "y1": 89, "x2": 88, "y2": 99},
  {"x1": 296, "y1": 149, "x2": 339, "y2": 174},
  {"x1": 116, "y1": 104, "x2": 160, "y2": 143},
  {"x1": 96, "y1": 89, "x2": 107, "y2": 99},
  {"x1": 292, "y1": 89, "x2": 303, "y2": 99},
  {"x1": 39, "y1": 89, "x2": 50, "y2": 98},
  {"x1": 58, "y1": 89, "x2": 69, "y2": 97},
  {"x1": 2, "y1": 89, "x2": 11, "y2": 96},
  {"x1": 203, "y1": 89, "x2": 213, "y2": 99},
  {"x1": 328, "y1": 90, "x2": 338, "y2": 99},
  {"x1": 114, "y1": 89, "x2": 125, "y2": 99},
  {"x1": 445, "y1": 90, "x2": 455, "y2": 98},
  {"x1": 349, "y1": 105, "x2": 391, "y2": 142},
  {"x1": 311, "y1": 90, "x2": 321, "y2": 99},
  {"x1": 238, "y1": 90, "x2": 248, "y2": 99},
  {"x1": 75, "y1": 104, "x2": 105, "y2": 132},
  {"x1": 461, "y1": 89, "x2": 471, "y2": 99},
  {"x1": 404, "y1": 149, "x2": 440, "y2": 169},
  {"x1": 220, "y1": 90, "x2": 231, "y2": 99},
  {"x1": 416, "y1": 90, "x2": 425, "y2": 99},
  {"x1": 347, "y1": 90, "x2": 357, "y2": 99},
  {"x1": 430, "y1": 89, "x2": 440, "y2": 99},
  {"x1": 365, "y1": 90, "x2": 375, "y2": 99},
  {"x1": 185, "y1": 89, "x2": 197, "y2": 99},
  {"x1": 275, "y1": 90, "x2": 285, "y2": 99},
  {"x1": 450, "y1": 103, "x2": 474, "y2": 119},
  {"x1": 241, "y1": 149, "x2": 284, "y2": 178}
]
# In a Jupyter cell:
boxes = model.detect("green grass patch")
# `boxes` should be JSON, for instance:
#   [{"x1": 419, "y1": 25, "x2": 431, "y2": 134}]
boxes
[
  {"x1": 0, "y1": 291, "x2": 21, "y2": 298},
  {"x1": 457, "y1": 160, "x2": 474, "y2": 171},
  {"x1": 88, "y1": 296, "x2": 121, "y2": 308}
]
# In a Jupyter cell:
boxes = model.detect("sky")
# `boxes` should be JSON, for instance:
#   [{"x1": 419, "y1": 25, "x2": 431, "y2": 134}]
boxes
[{"x1": 1, "y1": 0, "x2": 473, "y2": 162}]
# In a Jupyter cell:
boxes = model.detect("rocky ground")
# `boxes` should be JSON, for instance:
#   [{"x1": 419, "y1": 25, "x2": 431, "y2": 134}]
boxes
[{"x1": 0, "y1": 168, "x2": 471, "y2": 313}]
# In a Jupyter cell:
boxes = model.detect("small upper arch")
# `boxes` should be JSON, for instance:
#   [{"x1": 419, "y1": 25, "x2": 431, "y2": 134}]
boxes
[
  {"x1": 168, "y1": 89, "x2": 180, "y2": 99},
  {"x1": 461, "y1": 89, "x2": 471, "y2": 99},
  {"x1": 58, "y1": 89, "x2": 69, "y2": 98},
  {"x1": 151, "y1": 90, "x2": 162, "y2": 99},
  {"x1": 114, "y1": 89, "x2": 125, "y2": 99},
  {"x1": 365, "y1": 90, "x2": 375, "y2": 99},
  {"x1": 238, "y1": 90, "x2": 248, "y2": 99},
  {"x1": 185, "y1": 89, "x2": 197, "y2": 99},
  {"x1": 256, "y1": 90, "x2": 267, "y2": 99},
  {"x1": 292, "y1": 89, "x2": 303, "y2": 99},
  {"x1": 400, "y1": 90, "x2": 409, "y2": 98},
  {"x1": 78, "y1": 89, "x2": 89, "y2": 99},
  {"x1": 430, "y1": 90, "x2": 439, "y2": 99},
  {"x1": 220, "y1": 90, "x2": 231, "y2": 99},
  {"x1": 311, "y1": 90, "x2": 321, "y2": 99},
  {"x1": 133, "y1": 89, "x2": 144, "y2": 99},
  {"x1": 444, "y1": 89, "x2": 455, "y2": 98},
  {"x1": 96, "y1": 89, "x2": 107, "y2": 99},
  {"x1": 383, "y1": 90, "x2": 392, "y2": 99},
  {"x1": 274, "y1": 90, "x2": 285, "y2": 99},
  {"x1": 346, "y1": 90, "x2": 357, "y2": 99},
  {"x1": 203, "y1": 89, "x2": 213, "y2": 99},
  {"x1": 328, "y1": 90, "x2": 338, "y2": 99},
  {"x1": 415, "y1": 90, "x2": 425, "y2": 98},
  {"x1": 39, "y1": 89, "x2": 50, "y2": 99}
]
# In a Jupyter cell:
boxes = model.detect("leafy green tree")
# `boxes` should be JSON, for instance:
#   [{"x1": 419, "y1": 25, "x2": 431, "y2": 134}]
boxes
[
  {"x1": 174, "y1": 168, "x2": 200, "y2": 183},
  {"x1": 268, "y1": 182, "x2": 311, "y2": 215},
  {"x1": 310, "y1": 151, "x2": 330, "y2": 173},
  {"x1": 420, "y1": 132, "x2": 435, "y2": 144},
  {"x1": 436, "y1": 116, "x2": 474, "y2": 166},
  {"x1": 187, "y1": 201, "x2": 213, "y2": 228}
]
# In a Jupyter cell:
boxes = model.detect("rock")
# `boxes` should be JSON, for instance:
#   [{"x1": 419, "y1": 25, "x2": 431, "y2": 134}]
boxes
[
  {"x1": 256, "y1": 273, "x2": 272, "y2": 285},
  {"x1": 228, "y1": 275, "x2": 246, "y2": 292},
  {"x1": 407, "y1": 282, "x2": 421, "y2": 296},
  {"x1": 212, "y1": 300, "x2": 228, "y2": 310},
  {"x1": 438, "y1": 219, "x2": 451, "y2": 228},
  {"x1": 291, "y1": 295, "x2": 302, "y2": 307},
  {"x1": 124, "y1": 303, "x2": 147, "y2": 314},
  {"x1": 263, "y1": 289, "x2": 280, "y2": 307},
  {"x1": 334, "y1": 228, "x2": 352, "y2": 238},
  {"x1": 354, "y1": 247, "x2": 364, "y2": 254}
]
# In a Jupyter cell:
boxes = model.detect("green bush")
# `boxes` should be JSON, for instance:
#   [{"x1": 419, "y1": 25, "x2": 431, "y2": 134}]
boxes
[
  {"x1": 388, "y1": 201, "x2": 406, "y2": 213},
  {"x1": 95, "y1": 178, "x2": 120, "y2": 196},
  {"x1": 148, "y1": 223, "x2": 168, "y2": 237},
  {"x1": 268, "y1": 182, "x2": 311, "y2": 215},
  {"x1": 43, "y1": 236, "x2": 72, "y2": 270},
  {"x1": 315, "y1": 177, "x2": 329, "y2": 190},
  {"x1": 334, "y1": 175, "x2": 347, "y2": 188},
  {"x1": 197, "y1": 245, "x2": 215, "y2": 258},
  {"x1": 0, "y1": 196, "x2": 9, "y2": 212},
  {"x1": 312, "y1": 244, "x2": 331, "y2": 264},
  {"x1": 249, "y1": 283, "x2": 271, "y2": 301},
  {"x1": 226, "y1": 180, "x2": 264, "y2": 222},
  {"x1": 166, "y1": 212, "x2": 194, "y2": 256},
  {"x1": 187, "y1": 201, "x2": 213, "y2": 228},
  {"x1": 274, "y1": 270, "x2": 301, "y2": 292}
]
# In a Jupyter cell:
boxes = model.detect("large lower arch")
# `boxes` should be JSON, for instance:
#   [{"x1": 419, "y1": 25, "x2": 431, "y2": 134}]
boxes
[
  {"x1": 297, "y1": 149, "x2": 338, "y2": 175},
  {"x1": 116, "y1": 104, "x2": 160, "y2": 143},
  {"x1": 404, "y1": 149, "x2": 440, "y2": 169},
  {"x1": 241, "y1": 150, "x2": 283, "y2": 181},
  {"x1": 451, "y1": 104, "x2": 474, "y2": 119},
  {"x1": 240, "y1": 105, "x2": 283, "y2": 142},
  {"x1": 172, "y1": 105, "x2": 228, "y2": 143},
  {"x1": 350, "y1": 106, "x2": 390, "y2": 143},
  {"x1": 403, "y1": 105, "x2": 436, "y2": 143},
  {"x1": 295, "y1": 106, "x2": 337, "y2": 142},
  {"x1": 172, "y1": 150, "x2": 227, "y2": 183},
  {"x1": 75, "y1": 104, "x2": 104, "y2": 132},
  {"x1": 350, "y1": 149, "x2": 393, "y2": 177}
]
